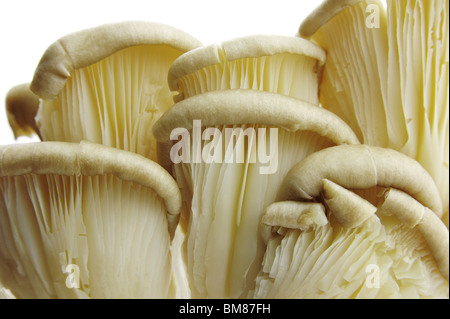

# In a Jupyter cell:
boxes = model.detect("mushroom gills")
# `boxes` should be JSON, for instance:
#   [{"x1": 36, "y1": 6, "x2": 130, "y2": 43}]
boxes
[
  {"x1": 174, "y1": 123, "x2": 334, "y2": 298},
  {"x1": 36, "y1": 45, "x2": 184, "y2": 162},
  {"x1": 0, "y1": 141, "x2": 182, "y2": 299},
  {"x1": 253, "y1": 212, "x2": 449, "y2": 299},
  {"x1": 0, "y1": 173, "x2": 174, "y2": 299}
]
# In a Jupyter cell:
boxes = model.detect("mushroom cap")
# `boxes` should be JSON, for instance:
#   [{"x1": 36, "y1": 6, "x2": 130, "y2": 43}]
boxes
[
  {"x1": 0, "y1": 141, "x2": 182, "y2": 223},
  {"x1": 256, "y1": 189, "x2": 449, "y2": 297},
  {"x1": 152, "y1": 89, "x2": 360, "y2": 173},
  {"x1": 297, "y1": 0, "x2": 449, "y2": 225},
  {"x1": 277, "y1": 144, "x2": 443, "y2": 217},
  {"x1": 298, "y1": 0, "x2": 365, "y2": 38},
  {"x1": 30, "y1": 21, "x2": 203, "y2": 100},
  {"x1": 378, "y1": 188, "x2": 449, "y2": 280},
  {"x1": 258, "y1": 171, "x2": 449, "y2": 297},
  {"x1": 5, "y1": 83, "x2": 41, "y2": 139},
  {"x1": 298, "y1": 0, "x2": 390, "y2": 147},
  {"x1": 263, "y1": 186, "x2": 449, "y2": 283},
  {"x1": 152, "y1": 89, "x2": 360, "y2": 143},
  {"x1": 0, "y1": 141, "x2": 181, "y2": 298},
  {"x1": 168, "y1": 34, "x2": 326, "y2": 92}
]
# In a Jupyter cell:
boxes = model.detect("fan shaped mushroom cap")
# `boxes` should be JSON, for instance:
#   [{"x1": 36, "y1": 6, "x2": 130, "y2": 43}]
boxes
[
  {"x1": 153, "y1": 89, "x2": 360, "y2": 165},
  {"x1": 31, "y1": 21, "x2": 202, "y2": 162},
  {"x1": 297, "y1": 0, "x2": 449, "y2": 226},
  {"x1": 278, "y1": 144, "x2": 443, "y2": 217},
  {"x1": 256, "y1": 179, "x2": 449, "y2": 298},
  {"x1": 378, "y1": 188, "x2": 449, "y2": 280},
  {"x1": 153, "y1": 89, "x2": 360, "y2": 173},
  {"x1": 152, "y1": 89, "x2": 359, "y2": 298},
  {"x1": 298, "y1": 0, "x2": 390, "y2": 147},
  {"x1": 0, "y1": 141, "x2": 181, "y2": 221},
  {"x1": 298, "y1": 0, "x2": 368, "y2": 38},
  {"x1": 153, "y1": 89, "x2": 359, "y2": 142},
  {"x1": 30, "y1": 21, "x2": 202, "y2": 100},
  {"x1": 0, "y1": 141, "x2": 182, "y2": 298},
  {"x1": 5, "y1": 83, "x2": 41, "y2": 140},
  {"x1": 384, "y1": 0, "x2": 449, "y2": 226},
  {"x1": 167, "y1": 34, "x2": 326, "y2": 104}
]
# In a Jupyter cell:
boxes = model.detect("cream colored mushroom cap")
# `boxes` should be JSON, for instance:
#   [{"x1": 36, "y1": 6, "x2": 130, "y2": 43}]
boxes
[
  {"x1": 298, "y1": 0, "x2": 365, "y2": 38},
  {"x1": 168, "y1": 34, "x2": 326, "y2": 91},
  {"x1": 30, "y1": 20, "x2": 203, "y2": 100},
  {"x1": 152, "y1": 89, "x2": 360, "y2": 145},
  {"x1": 278, "y1": 144, "x2": 443, "y2": 217},
  {"x1": 0, "y1": 141, "x2": 182, "y2": 220},
  {"x1": 261, "y1": 187, "x2": 449, "y2": 282},
  {"x1": 5, "y1": 83, "x2": 41, "y2": 139}
]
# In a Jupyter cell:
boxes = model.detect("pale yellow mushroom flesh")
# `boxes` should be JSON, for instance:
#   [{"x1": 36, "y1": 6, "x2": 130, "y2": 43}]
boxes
[
  {"x1": 167, "y1": 35, "x2": 326, "y2": 104},
  {"x1": 152, "y1": 89, "x2": 360, "y2": 299},
  {"x1": 30, "y1": 21, "x2": 202, "y2": 163},
  {"x1": 0, "y1": 141, "x2": 182, "y2": 298}
]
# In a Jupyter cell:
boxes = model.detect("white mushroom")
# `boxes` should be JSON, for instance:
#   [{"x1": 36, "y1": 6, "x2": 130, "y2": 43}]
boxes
[
  {"x1": 255, "y1": 178, "x2": 449, "y2": 299},
  {"x1": 378, "y1": 188, "x2": 449, "y2": 280},
  {"x1": 299, "y1": 0, "x2": 390, "y2": 147},
  {"x1": 385, "y1": 0, "x2": 449, "y2": 226},
  {"x1": 260, "y1": 200, "x2": 328, "y2": 243},
  {"x1": 298, "y1": 0, "x2": 449, "y2": 226},
  {"x1": 153, "y1": 33, "x2": 359, "y2": 299},
  {"x1": 0, "y1": 141, "x2": 181, "y2": 298},
  {"x1": 322, "y1": 179, "x2": 378, "y2": 229},
  {"x1": 167, "y1": 34, "x2": 326, "y2": 104},
  {"x1": 30, "y1": 21, "x2": 202, "y2": 162},
  {"x1": 278, "y1": 144, "x2": 443, "y2": 217},
  {"x1": 5, "y1": 83, "x2": 41, "y2": 140},
  {"x1": 152, "y1": 89, "x2": 359, "y2": 299}
]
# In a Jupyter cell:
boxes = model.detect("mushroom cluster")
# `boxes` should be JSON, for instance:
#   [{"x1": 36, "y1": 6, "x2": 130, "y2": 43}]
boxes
[{"x1": 1, "y1": 0, "x2": 448, "y2": 299}]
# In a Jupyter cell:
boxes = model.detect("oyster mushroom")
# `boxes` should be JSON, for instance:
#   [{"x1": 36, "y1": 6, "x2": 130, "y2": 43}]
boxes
[
  {"x1": 155, "y1": 34, "x2": 358, "y2": 299},
  {"x1": 277, "y1": 144, "x2": 443, "y2": 217},
  {"x1": 5, "y1": 83, "x2": 41, "y2": 140},
  {"x1": 385, "y1": 0, "x2": 449, "y2": 226},
  {"x1": 0, "y1": 141, "x2": 181, "y2": 298},
  {"x1": 298, "y1": 0, "x2": 449, "y2": 225},
  {"x1": 167, "y1": 34, "x2": 326, "y2": 104},
  {"x1": 152, "y1": 89, "x2": 359, "y2": 299},
  {"x1": 29, "y1": 21, "x2": 202, "y2": 162},
  {"x1": 298, "y1": 0, "x2": 390, "y2": 147},
  {"x1": 253, "y1": 146, "x2": 449, "y2": 299}
]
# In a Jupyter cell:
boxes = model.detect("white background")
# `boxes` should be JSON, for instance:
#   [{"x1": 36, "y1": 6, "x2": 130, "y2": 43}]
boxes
[{"x1": 0, "y1": 0, "x2": 320, "y2": 145}]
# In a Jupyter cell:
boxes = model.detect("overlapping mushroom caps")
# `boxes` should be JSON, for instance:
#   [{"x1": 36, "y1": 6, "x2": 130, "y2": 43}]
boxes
[
  {"x1": 29, "y1": 21, "x2": 202, "y2": 162},
  {"x1": 153, "y1": 34, "x2": 360, "y2": 298},
  {"x1": 0, "y1": 0, "x2": 445, "y2": 299},
  {"x1": 168, "y1": 34, "x2": 326, "y2": 104},
  {"x1": 253, "y1": 144, "x2": 449, "y2": 298},
  {"x1": 298, "y1": 0, "x2": 449, "y2": 226},
  {"x1": 0, "y1": 141, "x2": 182, "y2": 298}
]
